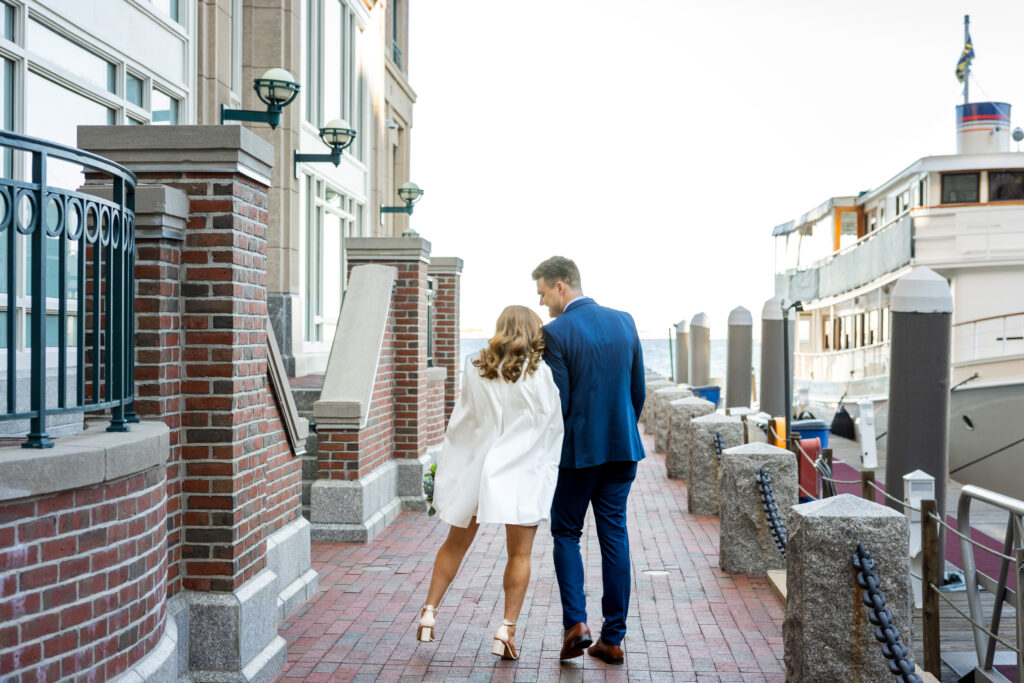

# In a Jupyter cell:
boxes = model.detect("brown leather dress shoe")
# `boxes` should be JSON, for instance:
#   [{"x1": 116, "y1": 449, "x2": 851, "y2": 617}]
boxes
[
  {"x1": 588, "y1": 637, "x2": 625, "y2": 664},
  {"x1": 559, "y1": 622, "x2": 593, "y2": 660}
]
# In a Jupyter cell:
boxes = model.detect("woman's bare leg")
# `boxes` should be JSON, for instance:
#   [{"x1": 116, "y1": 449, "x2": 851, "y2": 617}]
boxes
[
  {"x1": 502, "y1": 524, "x2": 539, "y2": 628},
  {"x1": 424, "y1": 518, "x2": 479, "y2": 607}
]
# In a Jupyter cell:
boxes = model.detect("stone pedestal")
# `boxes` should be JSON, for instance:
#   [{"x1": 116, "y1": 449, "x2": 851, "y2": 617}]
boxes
[
  {"x1": 655, "y1": 387, "x2": 692, "y2": 453},
  {"x1": 688, "y1": 414, "x2": 743, "y2": 515},
  {"x1": 641, "y1": 379, "x2": 675, "y2": 428},
  {"x1": 666, "y1": 396, "x2": 714, "y2": 479},
  {"x1": 784, "y1": 494, "x2": 913, "y2": 682},
  {"x1": 718, "y1": 442, "x2": 795, "y2": 574}
]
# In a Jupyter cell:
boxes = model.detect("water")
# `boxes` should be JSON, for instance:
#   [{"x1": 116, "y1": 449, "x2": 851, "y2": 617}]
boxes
[{"x1": 459, "y1": 338, "x2": 761, "y2": 385}]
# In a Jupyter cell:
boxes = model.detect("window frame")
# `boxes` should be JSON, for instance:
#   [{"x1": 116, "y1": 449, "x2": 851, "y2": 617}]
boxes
[{"x1": 941, "y1": 172, "x2": 981, "y2": 204}]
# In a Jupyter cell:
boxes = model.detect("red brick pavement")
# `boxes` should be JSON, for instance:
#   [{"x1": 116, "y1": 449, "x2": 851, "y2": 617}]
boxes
[{"x1": 274, "y1": 429, "x2": 786, "y2": 682}]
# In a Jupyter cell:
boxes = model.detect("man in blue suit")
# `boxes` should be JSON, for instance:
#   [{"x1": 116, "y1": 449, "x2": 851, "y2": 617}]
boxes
[{"x1": 532, "y1": 256, "x2": 645, "y2": 665}]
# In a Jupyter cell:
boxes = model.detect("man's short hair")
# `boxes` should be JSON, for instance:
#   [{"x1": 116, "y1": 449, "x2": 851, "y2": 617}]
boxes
[{"x1": 532, "y1": 256, "x2": 582, "y2": 290}]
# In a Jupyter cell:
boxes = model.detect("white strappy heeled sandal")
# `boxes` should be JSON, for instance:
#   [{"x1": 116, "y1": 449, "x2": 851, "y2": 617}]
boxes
[
  {"x1": 492, "y1": 619, "x2": 518, "y2": 660},
  {"x1": 417, "y1": 605, "x2": 437, "y2": 642}
]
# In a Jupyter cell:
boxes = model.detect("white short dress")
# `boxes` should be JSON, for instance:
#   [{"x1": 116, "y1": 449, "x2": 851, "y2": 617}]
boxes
[{"x1": 432, "y1": 355, "x2": 564, "y2": 528}]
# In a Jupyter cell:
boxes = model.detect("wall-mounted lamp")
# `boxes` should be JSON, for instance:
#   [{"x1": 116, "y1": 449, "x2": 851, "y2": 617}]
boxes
[
  {"x1": 381, "y1": 182, "x2": 424, "y2": 215},
  {"x1": 221, "y1": 68, "x2": 300, "y2": 129},
  {"x1": 292, "y1": 119, "x2": 357, "y2": 178}
]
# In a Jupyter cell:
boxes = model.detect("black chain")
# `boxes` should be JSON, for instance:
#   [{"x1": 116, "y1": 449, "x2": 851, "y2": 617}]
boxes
[
  {"x1": 713, "y1": 432, "x2": 724, "y2": 461},
  {"x1": 755, "y1": 467, "x2": 787, "y2": 555},
  {"x1": 851, "y1": 542, "x2": 922, "y2": 682}
]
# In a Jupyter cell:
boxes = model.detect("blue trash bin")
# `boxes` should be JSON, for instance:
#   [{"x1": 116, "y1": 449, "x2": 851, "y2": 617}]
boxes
[
  {"x1": 791, "y1": 418, "x2": 830, "y2": 449},
  {"x1": 691, "y1": 384, "x2": 721, "y2": 408}
]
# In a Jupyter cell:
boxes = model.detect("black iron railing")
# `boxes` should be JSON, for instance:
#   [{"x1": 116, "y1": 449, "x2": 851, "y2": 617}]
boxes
[{"x1": 0, "y1": 130, "x2": 136, "y2": 448}]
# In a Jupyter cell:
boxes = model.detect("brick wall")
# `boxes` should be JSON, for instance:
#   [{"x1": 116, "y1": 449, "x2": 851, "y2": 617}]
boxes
[
  {"x1": 127, "y1": 170, "x2": 303, "y2": 593},
  {"x1": 423, "y1": 373, "x2": 446, "y2": 450},
  {"x1": 389, "y1": 259, "x2": 428, "y2": 460},
  {"x1": 427, "y1": 261, "x2": 462, "y2": 425},
  {"x1": 0, "y1": 466, "x2": 167, "y2": 680}
]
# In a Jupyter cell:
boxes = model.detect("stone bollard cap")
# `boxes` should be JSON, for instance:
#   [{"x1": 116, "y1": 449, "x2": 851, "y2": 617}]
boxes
[
  {"x1": 722, "y1": 441, "x2": 791, "y2": 457},
  {"x1": 670, "y1": 396, "x2": 713, "y2": 411},
  {"x1": 691, "y1": 312, "x2": 710, "y2": 329},
  {"x1": 655, "y1": 387, "x2": 691, "y2": 400},
  {"x1": 761, "y1": 295, "x2": 785, "y2": 321},
  {"x1": 647, "y1": 380, "x2": 676, "y2": 391},
  {"x1": 790, "y1": 492, "x2": 905, "y2": 520},
  {"x1": 693, "y1": 413, "x2": 741, "y2": 426},
  {"x1": 676, "y1": 319, "x2": 689, "y2": 332}
]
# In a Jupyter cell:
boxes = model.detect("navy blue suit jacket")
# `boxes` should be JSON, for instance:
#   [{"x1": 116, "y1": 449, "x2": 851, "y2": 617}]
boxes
[{"x1": 541, "y1": 298, "x2": 646, "y2": 469}]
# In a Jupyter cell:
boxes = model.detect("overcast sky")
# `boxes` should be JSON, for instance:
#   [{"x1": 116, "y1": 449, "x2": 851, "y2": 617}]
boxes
[{"x1": 408, "y1": 0, "x2": 1024, "y2": 338}]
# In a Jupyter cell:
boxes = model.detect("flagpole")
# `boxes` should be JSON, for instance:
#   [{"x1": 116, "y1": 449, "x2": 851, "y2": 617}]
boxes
[{"x1": 964, "y1": 14, "x2": 970, "y2": 105}]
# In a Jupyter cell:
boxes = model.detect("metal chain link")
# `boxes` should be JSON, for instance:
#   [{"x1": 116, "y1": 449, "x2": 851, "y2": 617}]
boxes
[
  {"x1": 756, "y1": 467, "x2": 787, "y2": 556},
  {"x1": 852, "y1": 542, "x2": 923, "y2": 682},
  {"x1": 713, "y1": 432, "x2": 724, "y2": 462}
]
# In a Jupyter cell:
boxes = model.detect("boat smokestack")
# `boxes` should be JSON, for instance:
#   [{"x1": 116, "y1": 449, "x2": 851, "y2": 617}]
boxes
[{"x1": 956, "y1": 102, "x2": 1011, "y2": 154}]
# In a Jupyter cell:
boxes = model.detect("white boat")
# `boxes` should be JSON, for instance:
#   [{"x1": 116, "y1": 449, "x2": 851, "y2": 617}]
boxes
[{"x1": 772, "y1": 100, "x2": 1024, "y2": 500}]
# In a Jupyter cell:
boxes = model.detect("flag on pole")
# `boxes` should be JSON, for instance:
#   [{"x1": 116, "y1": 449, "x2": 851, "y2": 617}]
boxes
[{"x1": 956, "y1": 30, "x2": 975, "y2": 83}]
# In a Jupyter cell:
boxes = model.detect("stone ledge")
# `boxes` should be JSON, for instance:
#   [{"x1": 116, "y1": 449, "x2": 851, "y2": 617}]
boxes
[
  {"x1": 0, "y1": 420, "x2": 170, "y2": 502},
  {"x1": 427, "y1": 256, "x2": 464, "y2": 274},
  {"x1": 345, "y1": 237, "x2": 432, "y2": 264},
  {"x1": 425, "y1": 366, "x2": 447, "y2": 384}
]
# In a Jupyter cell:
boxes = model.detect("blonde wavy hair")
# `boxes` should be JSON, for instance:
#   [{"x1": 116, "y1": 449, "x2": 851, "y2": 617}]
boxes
[{"x1": 473, "y1": 305, "x2": 545, "y2": 382}]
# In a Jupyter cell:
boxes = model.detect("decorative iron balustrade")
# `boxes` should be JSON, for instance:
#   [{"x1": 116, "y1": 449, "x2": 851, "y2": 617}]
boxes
[{"x1": 0, "y1": 130, "x2": 136, "y2": 448}]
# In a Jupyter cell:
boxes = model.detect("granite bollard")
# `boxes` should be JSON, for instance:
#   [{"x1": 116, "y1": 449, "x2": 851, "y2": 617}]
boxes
[
  {"x1": 654, "y1": 386, "x2": 691, "y2": 454},
  {"x1": 642, "y1": 379, "x2": 676, "y2": 428},
  {"x1": 718, "y1": 442, "x2": 796, "y2": 574},
  {"x1": 784, "y1": 494, "x2": 913, "y2": 682},
  {"x1": 688, "y1": 414, "x2": 744, "y2": 515},
  {"x1": 665, "y1": 396, "x2": 714, "y2": 479}
]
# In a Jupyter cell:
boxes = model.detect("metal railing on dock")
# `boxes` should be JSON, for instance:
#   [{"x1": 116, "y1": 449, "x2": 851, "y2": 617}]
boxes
[{"x1": 0, "y1": 131, "x2": 137, "y2": 447}]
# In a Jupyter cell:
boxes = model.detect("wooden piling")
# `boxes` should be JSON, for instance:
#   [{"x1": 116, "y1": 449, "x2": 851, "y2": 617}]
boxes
[{"x1": 921, "y1": 499, "x2": 941, "y2": 675}]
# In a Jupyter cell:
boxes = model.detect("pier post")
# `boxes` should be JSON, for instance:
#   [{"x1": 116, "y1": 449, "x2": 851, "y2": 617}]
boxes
[
  {"x1": 675, "y1": 319, "x2": 689, "y2": 385},
  {"x1": 921, "y1": 498, "x2": 941, "y2": 676},
  {"x1": 718, "y1": 442, "x2": 796, "y2": 574},
  {"x1": 783, "y1": 495, "x2": 914, "y2": 681},
  {"x1": 689, "y1": 312, "x2": 711, "y2": 386},
  {"x1": 726, "y1": 306, "x2": 753, "y2": 409},
  {"x1": 760, "y1": 296, "x2": 791, "y2": 420},
  {"x1": 884, "y1": 268, "x2": 952, "y2": 550}
]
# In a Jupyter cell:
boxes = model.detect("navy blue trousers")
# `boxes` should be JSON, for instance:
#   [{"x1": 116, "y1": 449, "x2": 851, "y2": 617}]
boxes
[{"x1": 550, "y1": 461, "x2": 637, "y2": 646}]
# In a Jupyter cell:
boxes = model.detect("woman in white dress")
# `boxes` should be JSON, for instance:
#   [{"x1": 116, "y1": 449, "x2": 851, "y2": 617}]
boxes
[{"x1": 416, "y1": 305, "x2": 564, "y2": 660}]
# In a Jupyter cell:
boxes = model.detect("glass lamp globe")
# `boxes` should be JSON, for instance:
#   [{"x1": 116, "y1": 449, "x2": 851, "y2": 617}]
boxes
[
  {"x1": 256, "y1": 68, "x2": 299, "y2": 106},
  {"x1": 321, "y1": 119, "x2": 356, "y2": 149},
  {"x1": 397, "y1": 181, "x2": 424, "y2": 204}
]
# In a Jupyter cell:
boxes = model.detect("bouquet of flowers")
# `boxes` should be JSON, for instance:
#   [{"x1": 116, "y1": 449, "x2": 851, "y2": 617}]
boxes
[{"x1": 422, "y1": 464, "x2": 437, "y2": 516}]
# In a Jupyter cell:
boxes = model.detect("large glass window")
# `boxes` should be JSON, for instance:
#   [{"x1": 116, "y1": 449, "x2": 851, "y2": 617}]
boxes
[
  {"x1": 152, "y1": 0, "x2": 180, "y2": 23},
  {"x1": 151, "y1": 87, "x2": 179, "y2": 124},
  {"x1": 126, "y1": 72, "x2": 144, "y2": 107},
  {"x1": 941, "y1": 172, "x2": 979, "y2": 204},
  {"x1": 988, "y1": 170, "x2": 1024, "y2": 202},
  {"x1": 1, "y1": 3, "x2": 14, "y2": 40},
  {"x1": 27, "y1": 20, "x2": 116, "y2": 94},
  {"x1": 324, "y1": 0, "x2": 341, "y2": 124}
]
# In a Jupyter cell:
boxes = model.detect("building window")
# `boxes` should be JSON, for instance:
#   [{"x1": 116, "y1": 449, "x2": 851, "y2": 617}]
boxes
[
  {"x1": 304, "y1": 176, "x2": 364, "y2": 343},
  {"x1": 28, "y1": 19, "x2": 117, "y2": 94},
  {"x1": 230, "y1": 0, "x2": 242, "y2": 95},
  {"x1": 305, "y1": 0, "x2": 365, "y2": 160},
  {"x1": 918, "y1": 178, "x2": 927, "y2": 207},
  {"x1": 391, "y1": 0, "x2": 403, "y2": 69},
  {"x1": 1, "y1": 3, "x2": 14, "y2": 40},
  {"x1": 895, "y1": 189, "x2": 910, "y2": 215},
  {"x1": 151, "y1": 87, "x2": 179, "y2": 124},
  {"x1": 941, "y1": 172, "x2": 980, "y2": 204},
  {"x1": 152, "y1": 0, "x2": 180, "y2": 23},
  {"x1": 988, "y1": 170, "x2": 1024, "y2": 201}
]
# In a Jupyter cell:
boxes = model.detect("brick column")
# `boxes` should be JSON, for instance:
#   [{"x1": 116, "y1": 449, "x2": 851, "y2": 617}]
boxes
[
  {"x1": 346, "y1": 238, "x2": 431, "y2": 460},
  {"x1": 78, "y1": 125, "x2": 298, "y2": 681},
  {"x1": 427, "y1": 256, "x2": 463, "y2": 425}
]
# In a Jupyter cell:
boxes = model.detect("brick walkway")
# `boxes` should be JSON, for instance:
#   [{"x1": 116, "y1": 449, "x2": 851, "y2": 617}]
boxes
[{"x1": 274, "y1": 429, "x2": 786, "y2": 682}]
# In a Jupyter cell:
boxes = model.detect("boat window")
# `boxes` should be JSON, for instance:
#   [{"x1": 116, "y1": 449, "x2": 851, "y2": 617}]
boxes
[
  {"x1": 918, "y1": 178, "x2": 927, "y2": 207},
  {"x1": 988, "y1": 170, "x2": 1024, "y2": 201},
  {"x1": 823, "y1": 315, "x2": 832, "y2": 350},
  {"x1": 880, "y1": 306, "x2": 890, "y2": 342},
  {"x1": 941, "y1": 172, "x2": 979, "y2": 203}
]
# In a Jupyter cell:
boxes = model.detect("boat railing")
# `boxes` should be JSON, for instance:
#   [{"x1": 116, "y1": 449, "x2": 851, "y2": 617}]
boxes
[
  {"x1": 954, "y1": 485, "x2": 1023, "y2": 680},
  {"x1": 795, "y1": 341, "x2": 890, "y2": 381},
  {"x1": 953, "y1": 312, "x2": 1024, "y2": 365}
]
